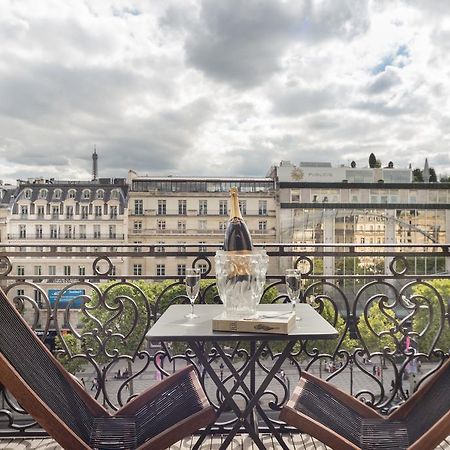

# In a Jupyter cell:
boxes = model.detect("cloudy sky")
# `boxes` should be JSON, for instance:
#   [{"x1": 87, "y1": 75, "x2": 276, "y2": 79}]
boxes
[{"x1": 0, "y1": 0, "x2": 449, "y2": 183}]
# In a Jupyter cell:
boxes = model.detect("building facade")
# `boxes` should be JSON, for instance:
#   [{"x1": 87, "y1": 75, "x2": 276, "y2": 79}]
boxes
[
  {"x1": 271, "y1": 161, "x2": 450, "y2": 276},
  {"x1": 127, "y1": 171, "x2": 278, "y2": 276},
  {"x1": 5, "y1": 178, "x2": 129, "y2": 308}
]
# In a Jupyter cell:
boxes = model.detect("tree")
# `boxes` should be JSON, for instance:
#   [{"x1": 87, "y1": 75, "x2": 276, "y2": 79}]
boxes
[
  {"x1": 369, "y1": 153, "x2": 377, "y2": 168},
  {"x1": 429, "y1": 168, "x2": 437, "y2": 182},
  {"x1": 357, "y1": 303, "x2": 401, "y2": 354},
  {"x1": 411, "y1": 280, "x2": 450, "y2": 355},
  {"x1": 440, "y1": 175, "x2": 450, "y2": 182},
  {"x1": 412, "y1": 169, "x2": 423, "y2": 182}
]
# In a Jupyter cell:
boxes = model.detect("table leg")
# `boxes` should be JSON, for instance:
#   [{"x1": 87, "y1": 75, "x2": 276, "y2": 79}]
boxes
[
  {"x1": 191, "y1": 339, "x2": 296, "y2": 450},
  {"x1": 190, "y1": 341, "x2": 268, "y2": 450}
]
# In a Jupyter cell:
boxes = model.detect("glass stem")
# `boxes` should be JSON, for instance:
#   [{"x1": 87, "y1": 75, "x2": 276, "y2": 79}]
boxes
[{"x1": 191, "y1": 302, "x2": 194, "y2": 316}]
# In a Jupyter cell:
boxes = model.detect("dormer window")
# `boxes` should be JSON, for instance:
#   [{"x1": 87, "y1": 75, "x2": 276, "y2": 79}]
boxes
[
  {"x1": 24, "y1": 189, "x2": 32, "y2": 199},
  {"x1": 53, "y1": 189, "x2": 62, "y2": 199},
  {"x1": 38, "y1": 188, "x2": 48, "y2": 199},
  {"x1": 82, "y1": 189, "x2": 91, "y2": 200},
  {"x1": 96, "y1": 189, "x2": 104, "y2": 199},
  {"x1": 68, "y1": 189, "x2": 76, "y2": 199},
  {"x1": 110, "y1": 189, "x2": 119, "y2": 200}
]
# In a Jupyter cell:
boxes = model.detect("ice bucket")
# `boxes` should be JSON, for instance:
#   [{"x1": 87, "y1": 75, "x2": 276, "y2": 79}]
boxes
[{"x1": 215, "y1": 249, "x2": 269, "y2": 318}]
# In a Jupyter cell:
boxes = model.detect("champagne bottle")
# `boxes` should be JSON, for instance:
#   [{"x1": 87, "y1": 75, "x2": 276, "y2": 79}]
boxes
[{"x1": 223, "y1": 187, "x2": 253, "y2": 253}]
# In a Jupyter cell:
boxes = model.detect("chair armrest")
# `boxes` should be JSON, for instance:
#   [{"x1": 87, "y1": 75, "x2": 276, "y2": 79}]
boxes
[
  {"x1": 116, "y1": 365, "x2": 208, "y2": 416},
  {"x1": 294, "y1": 371, "x2": 383, "y2": 419}
]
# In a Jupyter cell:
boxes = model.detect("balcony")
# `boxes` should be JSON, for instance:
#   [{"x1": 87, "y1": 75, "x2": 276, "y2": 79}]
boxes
[
  {"x1": 0, "y1": 243, "x2": 449, "y2": 448},
  {"x1": 7, "y1": 233, "x2": 126, "y2": 240}
]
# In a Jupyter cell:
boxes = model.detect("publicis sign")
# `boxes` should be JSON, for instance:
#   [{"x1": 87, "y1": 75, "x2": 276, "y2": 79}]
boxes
[{"x1": 48, "y1": 289, "x2": 85, "y2": 309}]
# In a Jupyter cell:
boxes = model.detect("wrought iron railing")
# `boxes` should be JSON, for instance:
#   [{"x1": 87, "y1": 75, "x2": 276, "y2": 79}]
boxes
[{"x1": 0, "y1": 243, "x2": 449, "y2": 437}]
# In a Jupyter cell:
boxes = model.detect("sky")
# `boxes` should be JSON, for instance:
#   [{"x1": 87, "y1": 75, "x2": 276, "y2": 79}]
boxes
[{"x1": 0, "y1": 0, "x2": 449, "y2": 183}]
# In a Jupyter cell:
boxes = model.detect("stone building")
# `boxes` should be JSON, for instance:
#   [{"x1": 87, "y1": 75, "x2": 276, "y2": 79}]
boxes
[{"x1": 127, "y1": 171, "x2": 278, "y2": 276}]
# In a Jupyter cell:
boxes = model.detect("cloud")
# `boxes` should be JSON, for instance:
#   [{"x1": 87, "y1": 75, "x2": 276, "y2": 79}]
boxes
[
  {"x1": 0, "y1": 0, "x2": 449, "y2": 183},
  {"x1": 183, "y1": 0, "x2": 370, "y2": 89},
  {"x1": 367, "y1": 68, "x2": 402, "y2": 94}
]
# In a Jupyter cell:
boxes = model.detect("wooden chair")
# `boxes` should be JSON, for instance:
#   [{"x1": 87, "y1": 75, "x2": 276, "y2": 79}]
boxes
[
  {"x1": 280, "y1": 358, "x2": 450, "y2": 450},
  {"x1": 0, "y1": 289, "x2": 216, "y2": 450}
]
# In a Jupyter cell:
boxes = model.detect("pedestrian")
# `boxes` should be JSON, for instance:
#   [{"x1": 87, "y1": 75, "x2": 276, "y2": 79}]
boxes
[
  {"x1": 373, "y1": 365, "x2": 376, "y2": 375},
  {"x1": 219, "y1": 362, "x2": 224, "y2": 381},
  {"x1": 390, "y1": 379, "x2": 395, "y2": 392}
]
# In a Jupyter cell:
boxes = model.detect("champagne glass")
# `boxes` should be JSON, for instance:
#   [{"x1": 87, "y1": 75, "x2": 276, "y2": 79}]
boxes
[
  {"x1": 285, "y1": 269, "x2": 301, "y2": 319},
  {"x1": 185, "y1": 268, "x2": 201, "y2": 318}
]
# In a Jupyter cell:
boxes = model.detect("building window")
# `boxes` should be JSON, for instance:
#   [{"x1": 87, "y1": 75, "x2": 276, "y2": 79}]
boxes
[
  {"x1": 110, "y1": 206, "x2": 118, "y2": 218},
  {"x1": 291, "y1": 190, "x2": 300, "y2": 202},
  {"x1": 19, "y1": 224, "x2": 26, "y2": 238},
  {"x1": 34, "y1": 265, "x2": 42, "y2": 276},
  {"x1": 94, "y1": 205, "x2": 102, "y2": 217},
  {"x1": 79, "y1": 224, "x2": 87, "y2": 239},
  {"x1": 219, "y1": 221, "x2": 227, "y2": 231},
  {"x1": 64, "y1": 265, "x2": 71, "y2": 276},
  {"x1": 219, "y1": 200, "x2": 228, "y2": 215},
  {"x1": 258, "y1": 200, "x2": 267, "y2": 215},
  {"x1": 37, "y1": 188, "x2": 47, "y2": 199},
  {"x1": 156, "y1": 264, "x2": 166, "y2": 276},
  {"x1": 53, "y1": 189, "x2": 62, "y2": 199},
  {"x1": 64, "y1": 225, "x2": 73, "y2": 239},
  {"x1": 37, "y1": 205, "x2": 45, "y2": 218},
  {"x1": 111, "y1": 265, "x2": 116, "y2": 275},
  {"x1": 134, "y1": 199, "x2": 143, "y2": 215},
  {"x1": 96, "y1": 189, "x2": 104, "y2": 199},
  {"x1": 133, "y1": 264, "x2": 142, "y2": 276},
  {"x1": 111, "y1": 189, "x2": 119, "y2": 200},
  {"x1": 17, "y1": 289, "x2": 25, "y2": 297},
  {"x1": 198, "y1": 264, "x2": 207, "y2": 274},
  {"x1": 133, "y1": 220, "x2": 142, "y2": 232},
  {"x1": 20, "y1": 205, "x2": 28, "y2": 218},
  {"x1": 199, "y1": 200, "x2": 207, "y2": 215},
  {"x1": 178, "y1": 199, "x2": 187, "y2": 215},
  {"x1": 17, "y1": 265, "x2": 25, "y2": 276},
  {"x1": 158, "y1": 200, "x2": 167, "y2": 215},
  {"x1": 360, "y1": 237, "x2": 365, "y2": 244},
  {"x1": 133, "y1": 241, "x2": 142, "y2": 253},
  {"x1": 24, "y1": 189, "x2": 32, "y2": 199},
  {"x1": 258, "y1": 220, "x2": 267, "y2": 231},
  {"x1": 79, "y1": 266, "x2": 86, "y2": 276},
  {"x1": 82, "y1": 189, "x2": 91, "y2": 199},
  {"x1": 199, "y1": 220, "x2": 207, "y2": 230},
  {"x1": 239, "y1": 200, "x2": 247, "y2": 215},
  {"x1": 199, "y1": 241, "x2": 207, "y2": 252},
  {"x1": 157, "y1": 219, "x2": 166, "y2": 230},
  {"x1": 94, "y1": 225, "x2": 101, "y2": 239},
  {"x1": 156, "y1": 241, "x2": 165, "y2": 252},
  {"x1": 52, "y1": 205, "x2": 59, "y2": 219},
  {"x1": 68, "y1": 189, "x2": 76, "y2": 199},
  {"x1": 177, "y1": 242, "x2": 186, "y2": 252},
  {"x1": 48, "y1": 266, "x2": 56, "y2": 276},
  {"x1": 35, "y1": 224, "x2": 43, "y2": 239},
  {"x1": 177, "y1": 264, "x2": 186, "y2": 276},
  {"x1": 109, "y1": 225, "x2": 116, "y2": 239},
  {"x1": 81, "y1": 205, "x2": 89, "y2": 219},
  {"x1": 50, "y1": 225, "x2": 58, "y2": 239},
  {"x1": 177, "y1": 220, "x2": 186, "y2": 233},
  {"x1": 66, "y1": 206, "x2": 74, "y2": 219}
]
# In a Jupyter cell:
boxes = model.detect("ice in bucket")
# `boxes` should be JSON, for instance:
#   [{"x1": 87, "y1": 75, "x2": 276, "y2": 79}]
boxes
[{"x1": 215, "y1": 249, "x2": 269, "y2": 318}]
